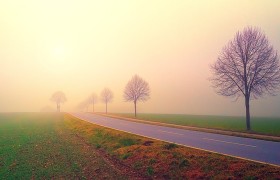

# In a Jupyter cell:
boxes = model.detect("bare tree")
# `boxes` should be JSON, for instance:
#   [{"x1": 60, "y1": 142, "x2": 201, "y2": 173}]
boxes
[
  {"x1": 211, "y1": 27, "x2": 280, "y2": 130},
  {"x1": 124, "y1": 75, "x2": 150, "y2": 117},
  {"x1": 50, "y1": 91, "x2": 67, "y2": 112},
  {"x1": 87, "y1": 93, "x2": 98, "y2": 113},
  {"x1": 101, "y1": 88, "x2": 113, "y2": 114}
]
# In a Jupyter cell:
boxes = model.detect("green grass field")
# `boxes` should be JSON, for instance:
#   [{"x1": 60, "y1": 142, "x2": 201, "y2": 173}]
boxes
[
  {"x1": 111, "y1": 113, "x2": 280, "y2": 136},
  {"x1": 0, "y1": 113, "x2": 125, "y2": 179}
]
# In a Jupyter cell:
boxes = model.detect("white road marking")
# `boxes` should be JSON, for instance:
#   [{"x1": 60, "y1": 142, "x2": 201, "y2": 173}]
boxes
[
  {"x1": 158, "y1": 130, "x2": 184, "y2": 136},
  {"x1": 68, "y1": 113, "x2": 280, "y2": 167},
  {"x1": 203, "y1": 138, "x2": 257, "y2": 148}
]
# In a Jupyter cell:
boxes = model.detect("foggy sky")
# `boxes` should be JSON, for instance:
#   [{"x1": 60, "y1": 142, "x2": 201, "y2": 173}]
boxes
[{"x1": 0, "y1": 0, "x2": 280, "y2": 117}]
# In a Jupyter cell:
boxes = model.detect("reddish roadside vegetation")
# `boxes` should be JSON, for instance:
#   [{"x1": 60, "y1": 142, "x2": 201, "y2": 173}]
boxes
[{"x1": 65, "y1": 114, "x2": 280, "y2": 179}]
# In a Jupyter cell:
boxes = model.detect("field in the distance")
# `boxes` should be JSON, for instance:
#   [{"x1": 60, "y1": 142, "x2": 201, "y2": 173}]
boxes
[
  {"x1": 0, "y1": 113, "x2": 279, "y2": 179},
  {"x1": 110, "y1": 113, "x2": 280, "y2": 136}
]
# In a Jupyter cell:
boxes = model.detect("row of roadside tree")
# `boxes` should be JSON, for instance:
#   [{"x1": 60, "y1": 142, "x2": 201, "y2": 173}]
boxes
[
  {"x1": 50, "y1": 26, "x2": 280, "y2": 130},
  {"x1": 50, "y1": 74, "x2": 150, "y2": 117}
]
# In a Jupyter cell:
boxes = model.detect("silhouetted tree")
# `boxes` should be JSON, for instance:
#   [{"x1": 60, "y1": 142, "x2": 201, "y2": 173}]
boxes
[
  {"x1": 101, "y1": 88, "x2": 113, "y2": 114},
  {"x1": 124, "y1": 75, "x2": 150, "y2": 117},
  {"x1": 88, "y1": 93, "x2": 98, "y2": 113},
  {"x1": 50, "y1": 91, "x2": 67, "y2": 112},
  {"x1": 211, "y1": 27, "x2": 280, "y2": 130}
]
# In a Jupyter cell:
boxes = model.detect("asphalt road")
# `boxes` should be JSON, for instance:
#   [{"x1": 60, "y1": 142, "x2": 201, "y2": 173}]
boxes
[{"x1": 70, "y1": 112, "x2": 280, "y2": 166}]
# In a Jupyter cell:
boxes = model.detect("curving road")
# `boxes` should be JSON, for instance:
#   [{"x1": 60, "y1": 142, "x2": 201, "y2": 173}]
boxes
[{"x1": 70, "y1": 112, "x2": 280, "y2": 166}]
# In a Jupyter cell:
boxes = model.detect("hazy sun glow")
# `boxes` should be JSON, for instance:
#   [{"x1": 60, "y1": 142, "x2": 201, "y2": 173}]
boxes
[
  {"x1": 50, "y1": 46, "x2": 67, "y2": 65},
  {"x1": 53, "y1": 47, "x2": 65, "y2": 58},
  {"x1": 0, "y1": 0, "x2": 280, "y2": 116}
]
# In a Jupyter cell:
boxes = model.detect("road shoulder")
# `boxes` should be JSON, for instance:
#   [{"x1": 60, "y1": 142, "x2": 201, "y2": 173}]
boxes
[{"x1": 95, "y1": 113, "x2": 280, "y2": 142}]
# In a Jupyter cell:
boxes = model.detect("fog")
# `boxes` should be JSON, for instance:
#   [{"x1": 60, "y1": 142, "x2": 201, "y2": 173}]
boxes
[{"x1": 0, "y1": 0, "x2": 280, "y2": 116}]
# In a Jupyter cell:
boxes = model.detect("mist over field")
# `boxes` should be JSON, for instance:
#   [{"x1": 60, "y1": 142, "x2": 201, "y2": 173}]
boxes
[{"x1": 0, "y1": 0, "x2": 280, "y2": 116}]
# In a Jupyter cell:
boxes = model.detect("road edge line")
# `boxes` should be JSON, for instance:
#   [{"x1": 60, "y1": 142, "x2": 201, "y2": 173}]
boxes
[
  {"x1": 95, "y1": 113, "x2": 280, "y2": 142},
  {"x1": 66, "y1": 113, "x2": 280, "y2": 168}
]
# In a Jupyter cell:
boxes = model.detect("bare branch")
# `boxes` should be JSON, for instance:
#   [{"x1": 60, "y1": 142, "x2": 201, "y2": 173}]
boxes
[
  {"x1": 210, "y1": 27, "x2": 280, "y2": 100},
  {"x1": 123, "y1": 74, "x2": 150, "y2": 117},
  {"x1": 210, "y1": 26, "x2": 280, "y2": 130},
  {"x1": 50, "y1": 91, "x2": 67, "y2": 112},
  {"x1": 87, "y1": 93, "x2": 98, "y2": 105},
  {"x1": 123, "y1": 75, "x2": 150, "y2": 103},
  {"x1": 50, "y1": 91, "x2": 67, "y2": 104},
  {"x1": 101, "y1": 88, "x2": 114, "y2": 104}
]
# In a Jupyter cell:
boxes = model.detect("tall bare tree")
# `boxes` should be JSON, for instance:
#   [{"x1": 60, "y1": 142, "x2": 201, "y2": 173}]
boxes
[
  {"x1": 101, "y1": 88, "x2": 113, "y2": 114},
  {"x1": 124, "y1": 75, "x2": 150, "y2": 117},
  {"x1": 87, "y1": 93, "x2": 98, "y2": 113},
  {"x1": 50, "y1": 91, "x2": 67, "y2": 112},
  {"x1": 211, "y1": 27, "x2": 280, "y2": 130}
]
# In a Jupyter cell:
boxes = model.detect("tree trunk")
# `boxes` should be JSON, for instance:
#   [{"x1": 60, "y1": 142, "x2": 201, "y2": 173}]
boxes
[
  {"x1": 244, "y1": 63, "x2": 251, "y2": 131},
  {"x1": 245, "y1": 95, "x2": 251, "y2": 131},
  {"x1": 106, "y1": 102, "x2": 107, "y2": 114},
  {"x1": 134, "y1": 101, "x2": 137, "y2": 117}
]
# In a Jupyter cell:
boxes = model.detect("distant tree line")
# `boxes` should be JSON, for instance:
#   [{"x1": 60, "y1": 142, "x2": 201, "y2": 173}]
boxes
[{"x1": 52, "y1": 74, "x2": 150, "y2": 117}]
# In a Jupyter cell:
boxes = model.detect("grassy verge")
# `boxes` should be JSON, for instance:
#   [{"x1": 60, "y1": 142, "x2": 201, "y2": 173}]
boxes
[
  {"x1": 97, "y1": 113, "x2": 280, "y2": 141},
  {"x1": 0, "y1": 113, "x2": 126, "y2": 179},
  {"x1": 66, "y1": 114, "x2": 280, "y2": 179},
  {"x1": 108, "y1": 113, "x2": 280, "y2": 135}
]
